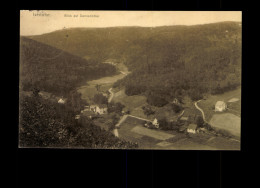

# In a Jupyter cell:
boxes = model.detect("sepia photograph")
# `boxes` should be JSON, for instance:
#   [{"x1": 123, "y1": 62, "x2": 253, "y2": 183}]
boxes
[{"x1": 19, "y1": 10, "x2": 241, "y2": 150}]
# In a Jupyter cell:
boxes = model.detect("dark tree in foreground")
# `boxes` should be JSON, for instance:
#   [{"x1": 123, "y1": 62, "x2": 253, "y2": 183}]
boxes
[{"x1": 19, "y1": 95, "x2": 137, "y2": 149}]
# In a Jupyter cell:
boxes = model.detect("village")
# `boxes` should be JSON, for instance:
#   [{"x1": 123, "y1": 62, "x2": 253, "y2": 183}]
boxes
[
  {"x1": 70, "y1": 84, "x2": 240, "y2": 149},
  {"x1": 26, "y1": 58, "x2": 240, "y2": 150}
]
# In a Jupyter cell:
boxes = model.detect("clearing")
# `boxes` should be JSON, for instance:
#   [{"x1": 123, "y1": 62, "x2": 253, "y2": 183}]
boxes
[
  {"x1": 199, "y1": 87, "x2": 241, "y2": 121},
  {"x1": 209, "y1": 113, "x2": 241, "y2": 138}
]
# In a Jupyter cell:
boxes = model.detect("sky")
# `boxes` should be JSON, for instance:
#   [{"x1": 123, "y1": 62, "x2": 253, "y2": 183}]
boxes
[{"x1": 20, "y1": 10, "x2": 242, "y2": 36}]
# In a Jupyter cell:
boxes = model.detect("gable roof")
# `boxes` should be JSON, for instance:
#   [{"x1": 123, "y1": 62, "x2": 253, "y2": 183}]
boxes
[
  {"x1": 215, "y1": 101, "x2": 226, "y2": 106},
  {"x1": 187, "y1": 124, "x2": 197, "y2": 130}
]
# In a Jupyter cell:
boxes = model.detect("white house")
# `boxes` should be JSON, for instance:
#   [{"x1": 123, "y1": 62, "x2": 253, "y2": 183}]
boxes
[
  {"x1": 152, "y1": 118, "x2": 159, "y2": 129},
  {"x1": 187, "y1": 124, "x2": 197, "y2": 134},
  {"x1": 215, "y1": 101, "x2": 227, "y2": 112},
  {"x1": 96, "y1": 104, "x2": 108, "y2": 115},
  {"x1": 75, "y1": 115, "x2": 80, "y2": 120},
  {"x1": 89, "y1": 104, "x2": 107, "y2": 115},
  {"x1": 172, "y1": 98, "x2": 180, "y2": 105},
  {"x1": 58, "y1": 98, "x2": 65, "y2": 104}
]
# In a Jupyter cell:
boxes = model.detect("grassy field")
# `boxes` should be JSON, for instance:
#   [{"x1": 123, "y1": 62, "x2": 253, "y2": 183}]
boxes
[
  {"x1": 112, "y1": 89, "x2": 149, "y2": 118},
  {"x1": 199, "y1": 87, "x2": 241, "y2": 121},
  {"x1": 209, "y1": 113, "x2": 241, "y2": 138},
  {"x1": 77, "y1": 62, "x2": 129, "y2": 103}
]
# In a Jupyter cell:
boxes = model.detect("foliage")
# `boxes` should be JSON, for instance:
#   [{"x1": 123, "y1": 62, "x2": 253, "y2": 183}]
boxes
[
  {"x1": 20, "y1": 37, "x2": 116, "y2": 97},
  {"x1": 171, "y1": 103, "x2": 183, "y2": 113},
  {"x1": 146, "y1": 94, "x2": 168, "y2": 107},
  {"x1": 142, "y1": 105, "x2": 155, "y2": 117},
  {"x1": 29, "y1": 22, "x2": 241, "y2": 104},
  {"x1": 93, "y1": 93, "x2": 108, "y2": 105},
  {"x1": 196, "y1": 116, "x2": 204, "y2": 128},
  {"x1": 19, "y1": 95, "x2": 137, "y2": 149},
  {"x1": 107, "y1": 102, "x2": 125, "y2": 114}
]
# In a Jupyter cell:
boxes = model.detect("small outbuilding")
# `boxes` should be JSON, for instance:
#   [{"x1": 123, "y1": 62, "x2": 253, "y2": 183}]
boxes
[
  {"x1": 187, "y1": 124, "x2": 197, "y2": 134},
  {"x1": 215, "y1": 101, "x2": 227, "y2": 112},
  {"x1": 152, "y1": 118, "x2": 159, "y2": 128},
  {"x1": 58, "y1": 98, "x2": 65, "y2": 104}
]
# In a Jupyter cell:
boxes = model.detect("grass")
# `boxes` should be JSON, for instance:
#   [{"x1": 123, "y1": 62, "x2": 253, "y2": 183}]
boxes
[
  {"x1": 112, "y1": 89, "x2": 148, "y2": 117},
  {"x1": 199, "y1": 86, "x2": 241, "y2": 121},
  {"x1": 209, "y1": 113, "x2": 241, "y2": 138}
]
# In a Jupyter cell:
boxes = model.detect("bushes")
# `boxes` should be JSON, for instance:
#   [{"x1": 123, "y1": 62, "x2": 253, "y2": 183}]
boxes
[
  {"x1": 108, "y1": 102, "x2": 125, "y2": 114},
  {"x1": 142, "y1": 105, "x2": 155, "y2": 117},
  {"x1": 171, "y1": 103, "x2": 183, "y2": 113},
  {"x1": 19, "y1": 95, "x2": 137, "y2": 149},
  {"x1": 196, "y1": 115, "x2": 204, "y2": 128},
  {"x1": 93, "y1": 93, "x2": 108, "y2": 105},
  {"x1": 125, "y1": 84, "x2": 146, "y2": 96},
  {"x1": 146, "y1": 94, "x2": 168, "y2": 107}
]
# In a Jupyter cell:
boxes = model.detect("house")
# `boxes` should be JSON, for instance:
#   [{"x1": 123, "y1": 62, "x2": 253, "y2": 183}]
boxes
[
  {"x1": 75, "y1": 115, "x2": 80, "y2": 120},
  {"x1": 187, "y1": 124, "x2": 197, "y2": 134},
  {"x1": 179, "y1": 116, "x2": 189, "y2": 122},
  {"x1": 90, "y1": 105, "x2": 98, "y2": 112},
  {"x1": 96, "y1": 104, "x2": 108, "y2": 115},
  {"x1": 58, "y1": 98, "x2": 65, "y2": 104},
  {"x1": 215, "y1": 101, "x2": 227, "y2": 112},
  {"x1": 172, "y1": 98, "x2": 180, "y2": 105},
  {"x1": 152, "y1": 118, "x2": 159, "y2": 128},
  {"x1": 89, "y1": 104, "x2": 107, "y2": 115}
]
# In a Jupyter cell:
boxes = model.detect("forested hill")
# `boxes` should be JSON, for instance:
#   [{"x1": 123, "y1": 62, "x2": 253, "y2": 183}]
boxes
[
  {"x1": 29, "y1": 21, "x2": 241, "y2": 64},
  {"x1": 28, "y1": 22, "x2": 241, "y2": 104},
  {"x1": 20, "y1": 37, "x2": 116, "y2": 96}
]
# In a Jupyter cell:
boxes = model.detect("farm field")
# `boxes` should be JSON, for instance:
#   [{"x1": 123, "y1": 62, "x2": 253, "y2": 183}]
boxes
[
  {"x1": 199, "y1": 87, "x2": 241, "y2": 121},
  {"x1": 112, "y1": 89, "x2": 149, "y2": 118},
  {"x1": 117, "y1": 115, "x2": 240, "y2": 150},
  {"x1": 209, "y1": 113, "x2": 241, "y2": 138}
]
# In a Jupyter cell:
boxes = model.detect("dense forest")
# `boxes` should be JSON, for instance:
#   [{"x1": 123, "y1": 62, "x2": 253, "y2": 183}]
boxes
[
  {"x1": 20, "y1": 37, "x2": 116, "y2": 97},
  {"x1": 19, "y1": 94, "x2": 137, "y2": 148},
  {"x1": 29, "y1": 22, "x2": 241, "y2": 106},
  {"x1": 19, "y1": 37, "x2": 138, "y2": 148}
]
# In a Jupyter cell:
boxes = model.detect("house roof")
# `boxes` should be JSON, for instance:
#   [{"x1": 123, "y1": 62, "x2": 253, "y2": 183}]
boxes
[
  {"x1": 187, "y1": 124, "x2": 197, "y2": 130},
  {"x1": 215, "y1": 101, "x2": 226, "y2": 106},
  {"x1": 180, "y1": 116, "x2": 189, "y2": 121}
]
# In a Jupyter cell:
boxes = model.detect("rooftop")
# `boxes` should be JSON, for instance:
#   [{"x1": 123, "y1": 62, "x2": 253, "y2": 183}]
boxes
[{"x1": 187, "y1": 124, "x2": 197, "y2": 130}]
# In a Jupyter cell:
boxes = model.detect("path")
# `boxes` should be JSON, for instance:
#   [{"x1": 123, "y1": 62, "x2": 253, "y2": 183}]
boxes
[
  {"x1": 194, "y1": 100, "x2": 207, "y2": 123},
  {"x1": 113, "y1": 114, "x2": 153, "y2": 137},
  {"x1": 108, "y1": 88, "x2": 114, "y2": 103}
]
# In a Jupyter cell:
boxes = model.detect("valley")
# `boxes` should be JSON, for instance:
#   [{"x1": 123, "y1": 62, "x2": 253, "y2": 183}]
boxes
[{"x1": 19, "y1": 21, "x2": 241, "y2": 150}]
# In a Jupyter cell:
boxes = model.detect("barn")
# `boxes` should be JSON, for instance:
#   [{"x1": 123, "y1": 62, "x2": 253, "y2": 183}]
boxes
[{"x1": 215, "y1": 101, "x2": 227, "y2": 112}]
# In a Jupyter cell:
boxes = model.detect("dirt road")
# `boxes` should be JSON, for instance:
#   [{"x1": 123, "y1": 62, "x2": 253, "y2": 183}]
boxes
[{"x1": 194, "y1": 100, "x2": 207, "y2": 123}]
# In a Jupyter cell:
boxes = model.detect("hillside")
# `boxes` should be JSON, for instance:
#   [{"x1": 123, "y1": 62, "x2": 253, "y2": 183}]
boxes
[
  {"x1": 20, "y1": 37, "x2": 116, "y2": 96},
  {"x1": 29, "y1": 21, "x2": 241, "y2": 105}
]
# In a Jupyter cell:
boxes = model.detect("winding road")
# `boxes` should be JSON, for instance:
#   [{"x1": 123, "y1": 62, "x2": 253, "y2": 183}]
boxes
[
  {"x1": 194, "y1": 100, "x2": 207, "y2": 123},
  {"x1": 108, "y1": 88, "x2": 114, "y2": 103}
]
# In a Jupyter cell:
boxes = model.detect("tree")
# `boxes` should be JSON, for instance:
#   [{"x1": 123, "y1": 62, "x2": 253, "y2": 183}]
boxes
[
  {"x1": 95, "y1": 84, "x2": 101, "y2": 92},
  {"x1": 93, "y1": 93, "x2": 108, "y2": 105},
  {"x1": 142, "y1": 105, "x2": 155, "y2": 117},
  {"x1": 196, "y1": 116, "x2": 204, "y2": 128},
  {"x1": 171, "y1": 103, "x2": 183, "y2": 113},
  {"x1": 108, "y1": 102, "x2": 125, "y2": 114},
  {"x1": 146, "y1": 94, "x2": 168, "y2": 107}
]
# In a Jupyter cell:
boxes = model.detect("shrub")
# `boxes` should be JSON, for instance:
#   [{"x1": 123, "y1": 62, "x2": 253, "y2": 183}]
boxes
[
  {"x1": 147, "y1": 94, "x2": 168, "y2": 107},
  {"x1": 93, "y1": 93, "x2": 108, "y2": 105},
  {"x1": 196, "y1": 116, "x2": 204, "y2": 128},
  {"x1": 171, "y1": 103, "x2": 183, "y2": 113}
]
